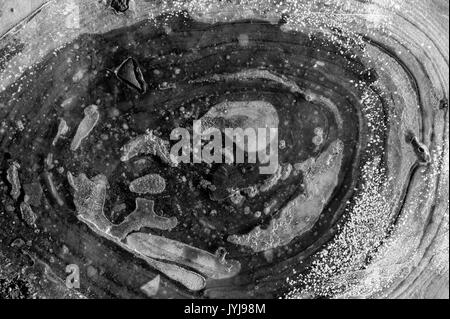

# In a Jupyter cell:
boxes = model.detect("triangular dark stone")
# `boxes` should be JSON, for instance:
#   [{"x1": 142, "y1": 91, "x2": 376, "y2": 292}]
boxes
[{"x1": 114, "y1": 57, "x2": 147, "y2": 94}]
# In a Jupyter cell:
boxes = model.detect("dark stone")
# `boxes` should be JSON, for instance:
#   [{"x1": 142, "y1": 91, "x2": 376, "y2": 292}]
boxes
[
  {"x1": 114, "y1": 57, "x2": 147, "y2": 94},
  {"x1": 110, "y1": 0, "x2": 130, "y2": 13}
]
